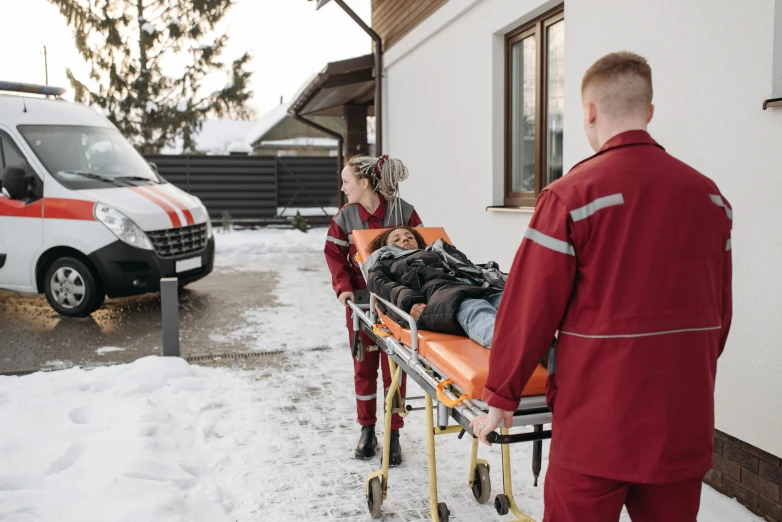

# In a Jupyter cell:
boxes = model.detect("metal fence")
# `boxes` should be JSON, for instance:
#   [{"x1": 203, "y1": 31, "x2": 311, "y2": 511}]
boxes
[{"x1": 144, "y1": 155, "x2": 339, "y2": 222}]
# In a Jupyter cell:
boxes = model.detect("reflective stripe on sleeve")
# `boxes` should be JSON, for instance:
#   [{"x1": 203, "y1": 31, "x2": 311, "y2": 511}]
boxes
[
  {"x1": 710, "y1": 195, "x2": 733, "y2": 220},
  {"x1": 570, "y1": 193, "x2": 625, "y2": 222},
  {"x1": 524, "y1": 228, "x2": 575, "y2": 256},
  {"x1": 327, "y1": 236, "x2": 349, "y2": 247}
]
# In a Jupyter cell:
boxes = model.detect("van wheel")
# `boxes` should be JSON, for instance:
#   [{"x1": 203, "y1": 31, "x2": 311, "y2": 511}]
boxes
[{"x1": 44, "y1": 257, "x2": 105, "y2": 317}]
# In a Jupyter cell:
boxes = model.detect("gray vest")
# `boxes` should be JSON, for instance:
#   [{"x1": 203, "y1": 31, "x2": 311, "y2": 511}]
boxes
[{"x1": 334, "y1": 198, "x2": 415, "y2": 237}]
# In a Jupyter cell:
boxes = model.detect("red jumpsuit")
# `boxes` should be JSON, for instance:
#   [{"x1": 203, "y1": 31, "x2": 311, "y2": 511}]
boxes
[
  {"x1": 325, "y1": 195, "x2": 422, "y2": 429},
  {"x1": 483, "y1": 131, "x2": 733, "y2": 521}
]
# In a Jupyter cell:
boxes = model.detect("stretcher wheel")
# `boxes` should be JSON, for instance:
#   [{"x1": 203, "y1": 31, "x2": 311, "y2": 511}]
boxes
[
  {"x1": 472, "y1": 463, "x2": 492, "y2": 504},
  {"x1": 495, "y1": 494, "x2": 510, "y2": 516},
  {"x1": 367, "y1": 477, "x2": 382, "y2": 518},
  {"x1": 437, "y1": 502, "x2": 450, "y2": 522}
]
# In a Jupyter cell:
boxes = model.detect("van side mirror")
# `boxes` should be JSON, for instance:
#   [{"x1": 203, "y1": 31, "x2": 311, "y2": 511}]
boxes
[
  {"x1": 2, "y1": 167, "x2": 28, "y2": 200},
  {"x1": 148, "y1": 161, "x2": 158, "y2": 173}
]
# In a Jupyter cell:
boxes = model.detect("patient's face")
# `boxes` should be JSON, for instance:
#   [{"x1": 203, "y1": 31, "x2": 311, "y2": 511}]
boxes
[{"x1": 386, "y1": 228, "x2": 418, "y2": 250}]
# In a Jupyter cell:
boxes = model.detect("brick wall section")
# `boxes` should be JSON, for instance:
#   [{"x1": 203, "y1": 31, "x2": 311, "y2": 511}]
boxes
[{"x1": 704, "y1": 430, "x2": 782, "y2": 521}]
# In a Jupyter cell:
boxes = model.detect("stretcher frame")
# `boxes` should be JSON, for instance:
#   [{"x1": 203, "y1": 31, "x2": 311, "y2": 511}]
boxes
[{"x1": 346, "y1": 229, "x2": 552, "y2": 522}]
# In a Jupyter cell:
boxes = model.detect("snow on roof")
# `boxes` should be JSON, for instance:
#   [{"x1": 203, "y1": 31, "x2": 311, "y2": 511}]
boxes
[
  {"x1": 160, "y1": 119, "x2": 257, "y2": 155},
  {"x1": 259, "y1": 137, "x2": 337, "y2": 148},
  {"x1": 244, "y1": 102, "x2": 291, "y2": 146},
  {"x1": 226, "y1": 141, "x2": 253, "y2": 154},
  {"x1": 244, "y1": 71, "x2": 324, "y2": 146}
]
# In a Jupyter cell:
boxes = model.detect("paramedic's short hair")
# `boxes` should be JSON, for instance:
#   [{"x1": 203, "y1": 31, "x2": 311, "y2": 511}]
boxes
[{"x1": 581, "y1": 51, "x2": 653, "y2": 118}]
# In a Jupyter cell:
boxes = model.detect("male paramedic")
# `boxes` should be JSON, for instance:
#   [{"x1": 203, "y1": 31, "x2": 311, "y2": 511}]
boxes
[{"x1": 471, "y1": 51, "x2": 733, "y2": 522}]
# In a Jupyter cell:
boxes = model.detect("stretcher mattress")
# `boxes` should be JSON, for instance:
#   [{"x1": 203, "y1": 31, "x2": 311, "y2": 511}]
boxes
[{"x1": 353, "y1": 227, "x2": 547, "y2": 400}]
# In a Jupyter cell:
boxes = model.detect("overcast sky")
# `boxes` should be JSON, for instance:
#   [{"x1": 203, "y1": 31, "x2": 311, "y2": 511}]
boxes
[{"x1": 0, "y1": 0, "x2": 371, "y2": 117}]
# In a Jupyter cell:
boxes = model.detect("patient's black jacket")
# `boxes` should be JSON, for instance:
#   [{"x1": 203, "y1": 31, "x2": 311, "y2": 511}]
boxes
[{"x1": 367, "y1": 248, "x2": 502, "y2": 336}]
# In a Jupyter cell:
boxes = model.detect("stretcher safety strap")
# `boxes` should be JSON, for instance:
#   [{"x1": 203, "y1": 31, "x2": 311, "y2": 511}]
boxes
[
  {"x1": 435, "y1": 379, "x2": 468, "y2": 408},
  {"x1": 560, "y1": 325, "x2": 722, "y2": 339},
  {"x1": 372, "y1": 325, "x2": 393, "y2": 338},
  {"x1": 570, "y1": 193, "x2": 624, "y2": 222},
  {"x1": 525, "y1": 228, "x2": 575, "y2": 256}
]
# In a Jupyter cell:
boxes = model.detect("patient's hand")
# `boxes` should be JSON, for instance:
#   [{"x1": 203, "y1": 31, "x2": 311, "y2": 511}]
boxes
[{"x1": 410, "y1": 303, "x2": 427, "y2": 321}]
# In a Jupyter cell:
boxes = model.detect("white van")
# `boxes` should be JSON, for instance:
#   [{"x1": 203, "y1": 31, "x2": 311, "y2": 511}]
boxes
[{"x1": 0, "y1": 82, "x2": 214, "y2": 317}]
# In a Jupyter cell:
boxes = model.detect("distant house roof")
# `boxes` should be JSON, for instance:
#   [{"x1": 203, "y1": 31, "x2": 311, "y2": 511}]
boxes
[
  {"x1": 160, "y1": 119, "x2": 257, "y2": 155},
  {"x1": 245, "y1": 54, "x2": 377, "y2": 148},
  {"x1": 244, "y1": 84, "x2": 345, "y2": 147}
]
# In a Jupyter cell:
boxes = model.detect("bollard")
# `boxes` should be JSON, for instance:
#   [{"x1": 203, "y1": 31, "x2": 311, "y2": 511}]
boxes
[{"x1": 160, "y1": 277, "x2": 180, "y2": 357}]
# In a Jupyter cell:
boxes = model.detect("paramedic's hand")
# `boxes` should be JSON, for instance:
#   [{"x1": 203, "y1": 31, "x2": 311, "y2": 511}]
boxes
[
  {"x1": 410, "y1": 303, "x2": 427, "y2": 321},
  {"x1": 338, "y1": 292, "x2": 355, "y2": 306},
  {"x1": 470, "y1": 407, "x2": 513, "y2": 447}
]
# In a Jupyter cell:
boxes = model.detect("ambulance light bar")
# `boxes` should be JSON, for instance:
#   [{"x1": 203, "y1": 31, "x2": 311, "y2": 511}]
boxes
[{"x1": 0, "y1": 81, "x2": 66, "y2": 97}]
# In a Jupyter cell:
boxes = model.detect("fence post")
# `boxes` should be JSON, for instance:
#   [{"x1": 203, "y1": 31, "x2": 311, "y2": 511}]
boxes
[{"x1": 160, "y1": 277, "x2": 180, "y2": 357}]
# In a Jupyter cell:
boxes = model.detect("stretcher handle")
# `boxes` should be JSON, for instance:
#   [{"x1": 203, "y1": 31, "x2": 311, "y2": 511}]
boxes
[
  {"x1": 486, "y1": 429, "x2": 552, "y2": 445},
  {"x1": 436, "y1": 379, "x2": 468, "y2": 408},
  {"x1": 373, "y1": 295, "x2": 419, "y2": 356}
]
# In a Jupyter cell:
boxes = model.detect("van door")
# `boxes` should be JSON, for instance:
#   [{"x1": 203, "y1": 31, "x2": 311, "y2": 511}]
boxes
[{"x1": 0, "y1": 130, "x2": 44, "y2": 291}]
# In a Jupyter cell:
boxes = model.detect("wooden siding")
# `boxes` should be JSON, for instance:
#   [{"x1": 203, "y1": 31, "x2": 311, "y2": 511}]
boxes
[{"x1": 372, "y1": 0, "x2": 448, "y2": 51}]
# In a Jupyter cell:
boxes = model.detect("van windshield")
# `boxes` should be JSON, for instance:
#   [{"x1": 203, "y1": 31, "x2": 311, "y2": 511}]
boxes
[{"x1": 18, "y1": 125, "x2": 161, "y2": 189}]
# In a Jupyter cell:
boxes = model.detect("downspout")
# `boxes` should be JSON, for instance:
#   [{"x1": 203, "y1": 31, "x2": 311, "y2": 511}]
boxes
[
  {"x1": 292, "y1": 113, "x2": 345, "y2": 206},
  {"x1": 329, "y1": 0, "x2": 383, "y2": 155}
]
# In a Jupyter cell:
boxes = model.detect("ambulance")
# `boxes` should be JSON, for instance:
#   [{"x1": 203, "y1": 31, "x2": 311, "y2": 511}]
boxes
[{"x1": 0, "y1": 82, "x2": 214, "y2": 317}]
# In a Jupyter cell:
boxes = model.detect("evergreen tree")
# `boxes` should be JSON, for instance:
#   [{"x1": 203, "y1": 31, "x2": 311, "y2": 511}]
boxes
[
  {"x1": 291, "y1": 211, "x2": 310, "y2": 233},
  {"x1": 49, "y1": 0, "x2": 254, "y2": 153}
]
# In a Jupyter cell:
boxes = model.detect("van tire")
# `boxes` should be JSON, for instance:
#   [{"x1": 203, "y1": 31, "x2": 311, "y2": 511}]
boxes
[{"x1": 43, "y1": 257, "x2": 105, "y2": 317}]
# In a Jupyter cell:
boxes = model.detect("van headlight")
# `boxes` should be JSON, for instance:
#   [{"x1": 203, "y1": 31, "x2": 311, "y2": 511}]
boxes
[
  {"x1": 94, "y1": 203, "x2": 154, "y2": 250},
  {"x1": 196, "y1": 199, "x2": 212, "y2": 238}
]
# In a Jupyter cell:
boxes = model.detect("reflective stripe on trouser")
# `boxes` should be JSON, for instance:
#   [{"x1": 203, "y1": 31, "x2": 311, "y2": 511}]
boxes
[{"x1": 346, "y1": 307, "x2": 406, "y2": 429}]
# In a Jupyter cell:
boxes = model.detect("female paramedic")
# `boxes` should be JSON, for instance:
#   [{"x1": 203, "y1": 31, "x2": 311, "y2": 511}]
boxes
[{"x1": 324, "y1": 154, "x2": 422, "y2": 465}]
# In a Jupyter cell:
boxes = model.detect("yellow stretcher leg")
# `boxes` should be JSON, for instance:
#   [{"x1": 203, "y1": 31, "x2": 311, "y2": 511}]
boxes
[
  {"x1": 500, "y1": 426, "x2": 537, "y2": 522},
  {"x1": 468, "y1": 436, "x2": 492, "y2": 504},
  {"x1": 366, "y1": 356, "x2": 403, "y2": 518},
  {"x1": 425, "y1": 393, "x2": 442, "y2": 522}
]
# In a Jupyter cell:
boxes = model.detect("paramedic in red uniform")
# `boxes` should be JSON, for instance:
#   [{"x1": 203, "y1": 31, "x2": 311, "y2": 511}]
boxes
[
  {"x1": 324, "y1": 154, "x2": 422, "y2": 465},
  {"x1": 471, "y1": 52, "x2": 733, "y2": 521}
]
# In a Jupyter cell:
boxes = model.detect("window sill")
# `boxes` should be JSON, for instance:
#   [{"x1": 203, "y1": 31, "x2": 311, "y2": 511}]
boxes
[
  {"x1": 486, "y1": 205, "x2": 535, "y2": 213},
  {"x1": 763, "y1": 97, "x2": 782, "y2": 110}
]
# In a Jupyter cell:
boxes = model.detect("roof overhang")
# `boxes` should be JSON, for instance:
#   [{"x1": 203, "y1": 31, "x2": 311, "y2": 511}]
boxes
[
  {"x1": 288, "y1": 54, "x2": 375, "y2": 116},
  {"x1": 312, "y1": 0, "x2": 332, "y2": 10}
]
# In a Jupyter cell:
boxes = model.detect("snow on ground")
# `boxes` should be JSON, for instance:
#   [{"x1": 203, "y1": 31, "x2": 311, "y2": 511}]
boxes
[
  {"x1": 95, "y1": 347, "x2": 125, "y2": 356},
  {"x1": 0, "y1": 228, "x2": 765, "y2": 522},
  {"x1": 277, "y1": 206, "x2": 338, "y2": 217},
  {"x1": 208, "y1": 228, "x2": 345, "y2": 352}
]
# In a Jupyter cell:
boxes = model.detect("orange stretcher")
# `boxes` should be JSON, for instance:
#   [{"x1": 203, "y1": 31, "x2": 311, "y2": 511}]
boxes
[{"x1": 347, "y1": 227, "x2": 552, "y2": 522}]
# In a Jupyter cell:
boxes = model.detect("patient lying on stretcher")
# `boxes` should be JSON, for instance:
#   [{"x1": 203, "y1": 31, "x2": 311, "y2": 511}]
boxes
[{"x1": 364, "y1": 226, "x2": 508, "y2": 348}]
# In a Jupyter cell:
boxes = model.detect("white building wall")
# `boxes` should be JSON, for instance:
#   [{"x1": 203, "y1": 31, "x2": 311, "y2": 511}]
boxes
[{"x1": 384, "y1": 0, "x2": 782, "y2": 455}]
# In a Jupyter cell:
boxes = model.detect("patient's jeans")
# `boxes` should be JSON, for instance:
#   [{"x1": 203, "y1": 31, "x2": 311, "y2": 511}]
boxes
[{"x1": 455, "y1": 293, "x2": 502, "y2": 348}]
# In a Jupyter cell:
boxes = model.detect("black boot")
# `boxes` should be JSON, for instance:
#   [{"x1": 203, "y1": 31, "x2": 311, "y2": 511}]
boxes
[
  {"x1": 388, "y1": 430, "x2": 402, "y2": 466},
  {"x1": 355, "y1": 425, "x2": 377, "y2": 460}
]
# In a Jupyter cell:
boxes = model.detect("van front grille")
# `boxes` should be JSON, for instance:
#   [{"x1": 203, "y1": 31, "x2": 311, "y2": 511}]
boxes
[{"x1": 148, "y1": 223, "x2": 208, "y2": 259}]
